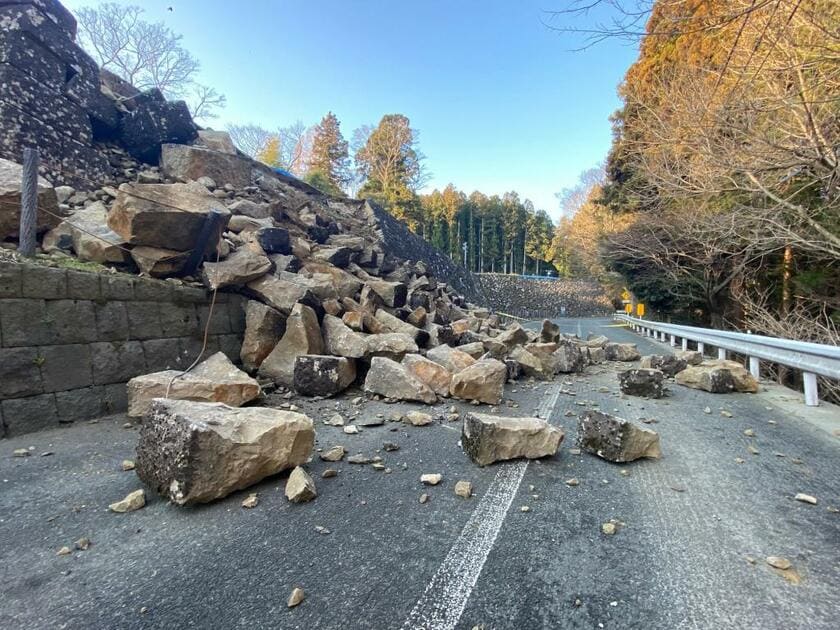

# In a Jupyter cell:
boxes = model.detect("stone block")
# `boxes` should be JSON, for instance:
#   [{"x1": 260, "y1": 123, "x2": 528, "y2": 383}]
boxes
[
  {"x1": 65, "y1": 269, "x2": 100, "y2": 300},
  {"x1": 161, "y1": 143, "x2": 252, "y2": 189},
  {"x1": 0, "y1": 262, "x2": 21, "y2": 298},
  {"x1": 196, "y1": 303, "x2": 231, "y2": 335},
  {"x1": 142, "y1": 338, "x2": 185, "y2": 372},
  {"x1": 0, "y1": 298, "x2": 50, "y2": 346},
  {"x1": 21, "y1": 265, "x2": 66, "y2": 299},
  {"x1": 55, "y1": 386, "x2": 104, "y2": 423},
  {"x1": 93, "y1": 301, "x2": 129, "y2": 341},
  {"x1": 91, "y1": 341, "x2": 147, "y2": 385},
  {"x1": 0, "y1": 347, "x2": 43, "y2": 397},
  {"x1": 102, "y1": 382, "x2": 128, "y2": 414},
  {"x1": 45, "y1": 299, "x2": 97, "y2": 344},
  {"x1": 133, "y1": 278, "x2": 173, "y2": 302},
  {"x1": 100, "y1": 275, "x2": 135, "y2": 301},
  {"x1": 158, "y1": 303, "x2": 198, "y2": 337},
  {"x1": 172, "y1": 285, "x2": 209, "y2": 304},
  {"x1": 1, "y1": 393, "x2": 59, "y2": 437},
  {"x1": 37, "y1": 343, "x2": 92, "y2": 392},
  {"x1": 125, "y1": 302, "x2": 163, "y2": 340}
]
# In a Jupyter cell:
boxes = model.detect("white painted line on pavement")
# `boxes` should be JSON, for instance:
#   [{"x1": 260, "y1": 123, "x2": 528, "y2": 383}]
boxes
[{"x1": 401, "y1": 386, "x2": 562, "y2": 630}]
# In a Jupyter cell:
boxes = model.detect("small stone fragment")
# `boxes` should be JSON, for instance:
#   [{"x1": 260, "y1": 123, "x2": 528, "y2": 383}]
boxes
[
  {"x1": 322, "y1": 469, "x2": 338, "y2": 478},
  {"x1": 419, "y1": 493, "x2": 429, "y2": 504},
  {"x1": 721, "y1": 410, "x2": 733, "y2": 418},
  {"x1": 703, "y1": 407, "x2": 711, "y2": 414},
  {"x1": 794, "y1": 493, "x2": 817, "y2": 505},
  {"x1": 74, "y1": 537, "x2": 91, "y2": 551},
  {"x1": 56, "y1": 546, "x2": 72, "y2": 556},
  {"x1": 343, "y1": 425, "x2": 359, "y2": 435},
  {"x1": 347, "y1": 454, "x2": 372, "y2": 464},
  {"x1": 565, "y1": 478, "x2": 579, "y2": 486},
  {"x1": 383, "y1": 442, "x2": 400, "y2": 452},
  {"x1": 12, "y1": 449, "x2": 29, "y2": 458},
  {"x1": 319, "y1": 446, "x2": 346, "y2": 462},
  {"x1": 743, "y1": 429, "x2": 755, "y2": 437},
  {"x1": 454, "y1": 481, "x2": 473, "y2": 498},
  {"x1": 747, "y1": 444, "x2": 760, "y2": 455},
  {"x1": 404, "y1": 411, "x2": 434, "y2": 426},
  {"x1": 285, "y1": 467, "x2": 317, "y2": 503},
  {"x1": 421, "y1": 473, "x2": 442, "y2": 486},
  {"x1": 766, "y1": 556, "x2": 791, "y2": 570},
  {"x1": 602, "y1": 522, "x2": 617, "y2": 535},
  {"x1": 315, "y1": 525, "x2": 330, "y2": 535},
  {"x1": 241, "y1": 493, "x2": 259, "y2": 509},
  {"x1": 287, "y1": 587, "x2": 305, "y2": 608},
  {"x1": 121, "y1": 460, "x2": 135, "y2": 471},
  {"x1": 520, "y1": 506, "x2": 530, "y2": 512},
  {"x1": 109, "y1": 489, "x2": 146, "y2": 513}
]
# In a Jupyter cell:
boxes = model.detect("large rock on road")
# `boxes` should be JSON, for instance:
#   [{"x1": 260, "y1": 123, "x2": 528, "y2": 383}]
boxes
[
  {"x1": 675, "y1": 360, "x2": 759, "y2": 393},
  {"x1": 577, "y1": 410, "x2": 661, "y2": 463},
  {"x1": 450, "y1": 358, "x2": 507, "y2": 405},
  {"x1": 136, "y1": 399, "x2": 314, "y2": 505},
  {"x1": 126, "y1": 352, "x2": 260, "y2": 418},
  {"x1": 461, "y1": 412, "x2": 564, "y2": 466},
  {"x1": 363, "y1": 356, "x2": 436, "y2": 404}
]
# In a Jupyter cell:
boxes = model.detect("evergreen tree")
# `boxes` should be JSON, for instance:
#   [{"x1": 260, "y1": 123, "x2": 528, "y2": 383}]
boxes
[{"x1": 308, "y1": 111, "x2": 350, "y2": 194}]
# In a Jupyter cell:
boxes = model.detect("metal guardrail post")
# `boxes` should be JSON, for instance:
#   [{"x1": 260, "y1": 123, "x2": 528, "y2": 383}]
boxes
[
  {"x1": 804, "y1": 373, "x2": 819, "y2": 407},
  {"x1": 698, "y1": 342, "x2": 705, "y2": 354},
  {"x1": 681, "y1": 338, "x2": 688, "y2": 351},
  {"x1": 670, "y1": 334, "x2": 676, "y2": 347},
  {"x1": 749, "y1": 357, "x2": 760, "y2": 380},
  {"x1": 718, "y1": 348, "x2": 727, "y2": 360}
]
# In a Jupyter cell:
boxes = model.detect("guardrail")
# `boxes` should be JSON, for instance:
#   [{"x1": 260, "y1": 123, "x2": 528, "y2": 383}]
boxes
[{"x1": 614, "y1": 314, "x2": 840, "y2": 407}]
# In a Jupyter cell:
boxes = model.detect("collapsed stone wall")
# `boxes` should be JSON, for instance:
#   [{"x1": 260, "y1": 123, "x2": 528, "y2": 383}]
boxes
[
  {"x1": 478, "y1": 274, "x2": 613, "y2": 319},
  {"x1": 0, "y1": 0, "x2": 196, "y2": 187},
  {"x1": 0, "y1": 260, "x2": 244, "y2": 437},
  {"x1": 366, "y1": 201, "x2": 486, "y2": 304}
]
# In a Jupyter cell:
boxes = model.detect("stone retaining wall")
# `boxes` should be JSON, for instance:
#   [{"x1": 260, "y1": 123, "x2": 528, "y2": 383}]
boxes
[{"x1": 0, "y1": 261, "x2": 244, "y2": 437}]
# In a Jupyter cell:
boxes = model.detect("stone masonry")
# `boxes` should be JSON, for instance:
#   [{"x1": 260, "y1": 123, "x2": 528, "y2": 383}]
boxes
[{"x1": 0, "y1": 260, "x2": 244, "y2": 437}]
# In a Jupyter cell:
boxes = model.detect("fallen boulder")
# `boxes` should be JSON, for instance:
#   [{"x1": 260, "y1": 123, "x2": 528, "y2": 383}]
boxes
[
  {"x1": 108, "y1": 182, "x2": 230, "y2": 251},
  {"x1": 126, "y1": 352, "x2": 260, "y2": 418},
  {"x1": 364, "y1": 333, "x2": 418, "y2": 359},
  {"x1": 293, "y1": 355, "x2": 356, "y2": 397},
  {"x1": 540, "y1": 319, "x2": 561, "y2": 343},
  {"x1": 605, "y1": 342, "x2": 641, "y2": 362},
  {"x1": 552, "y1": 340, "x2": 586, "y2": 373},
  {"x1": 322, "y1": 314, "x2": 367, "y2": 358},
  {"x1": 462, "y1": 412, "x2": 564, "y2": 466},
  {"x1": 577, "y1": 410, "x2": 661, "y2": 462},
  {"x1": 240, "y1": 301, "x2": 286, "y2": 372},
  {"x1": 64, "y1": 202, "x2": 128, "y2": 264},
  {"x1": 363, "y1": 357, "x2": 436, "y2": 404},
  {"x1": 161, "y1": 143, "x2": 252, "y2": 189},
  {"x1": 259, "y1": 303, "x2": 324, "y2": 387},
  {"x1": 246, "y1": 273, "x2": 320, "y2": 316},
  {"x1": 640, "y1": 354, "x2": 688, "y2": 377},
  {"x1": 365, "y1": 278, "x2": 407, "y2": 308},
  {"x1": 202, "y1": 249, "x2": 272, "y2": 290},
  {"x1": 426, "y1": 344, "x2": 476, "y2": 373},
  {"x1": 131, "y1": 246, "x2": 188, "y2": 277},
  {"x1": 675, "y1": 350, "x2": 704, "y2": 365},
  {"x1": 675, "y1": 360, "x2": 759, "y2": 393},
  {"x1": 618, "y1": 368, "x2": 665, "y2": 398},
  {"x1": 450, "y1": 358, "x2": 507, "y2": 405},
  {"x1": 402, "y1": 353, "x2": 452, "y2": 397},
  {"x1": 136, "y1": 399, "x2": 314, "y2": 505},
  {"x1": 508, "y1": 346, "x2": 551, "y2": 380},
  {"x1": 495, "y1": 323, "x2": 529, "y2": 350}
]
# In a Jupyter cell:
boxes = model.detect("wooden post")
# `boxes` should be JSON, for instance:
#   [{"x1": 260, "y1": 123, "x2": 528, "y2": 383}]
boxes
[
  {"x1": 182, "y1": 209, "x2": 226, "y2": 277},
  {"x1": 18, "y1": 147, "x2": 39, "y2": 257}
]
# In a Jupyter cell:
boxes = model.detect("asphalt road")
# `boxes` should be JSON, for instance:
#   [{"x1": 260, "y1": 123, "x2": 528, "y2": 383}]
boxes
[{"x1": 1, "y1": 318, "x2": 838, "y2": 629}]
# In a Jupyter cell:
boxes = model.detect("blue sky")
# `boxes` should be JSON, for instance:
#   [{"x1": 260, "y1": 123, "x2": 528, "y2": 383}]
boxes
[{"x1": 64, "y1": 0, "x2": 639, "y2": 220}]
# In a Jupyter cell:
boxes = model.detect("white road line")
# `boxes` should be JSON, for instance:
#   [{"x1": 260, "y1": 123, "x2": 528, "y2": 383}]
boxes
[{"x1": 401, "y1": 386, "x2": 562, "y2": 630}]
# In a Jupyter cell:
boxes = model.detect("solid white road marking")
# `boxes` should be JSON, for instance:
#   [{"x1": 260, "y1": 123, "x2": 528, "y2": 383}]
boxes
[{"x1": 401, "y1": 386, "x2": 562, "y2": 630}]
